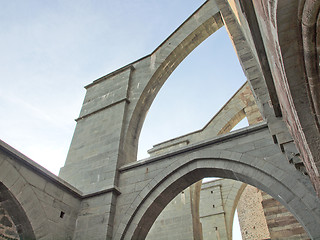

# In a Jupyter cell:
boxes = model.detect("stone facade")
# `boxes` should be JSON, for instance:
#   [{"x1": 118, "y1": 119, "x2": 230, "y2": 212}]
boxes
[
  {"x1": 146, "y1": 82, "x2": 264, "y2": 240},
  {"x1": 238, "y1": 187, "x2": 311, "y2": 240}
]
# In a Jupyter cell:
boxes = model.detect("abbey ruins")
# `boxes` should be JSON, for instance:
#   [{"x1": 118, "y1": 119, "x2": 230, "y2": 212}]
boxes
[{"x1": 1, "y1": 0, "x2": 320, "y2": 239}]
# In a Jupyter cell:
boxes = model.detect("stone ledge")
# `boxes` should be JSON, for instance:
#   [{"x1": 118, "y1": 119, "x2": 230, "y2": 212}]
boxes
[
  {"x1": 119, "y1": 122, "x2": 268, "y2": 172},
  {"x1": 75, "y1": 98, "x2": 130, "y2": 121},
  {"x1": 82, "y1": 186, "x2": 121, "y2": 198},
  {"x1": 85, "y1": 65, "x2": 135, "y2": 89}
]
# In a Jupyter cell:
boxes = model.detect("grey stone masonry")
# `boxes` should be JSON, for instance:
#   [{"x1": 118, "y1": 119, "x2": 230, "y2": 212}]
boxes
[
  {"x1": 115, "y1": 123, "x2": 320, "y2": 239},
  {"x1": 1, "y1": 0, "x2": 320, "y2": 239}
]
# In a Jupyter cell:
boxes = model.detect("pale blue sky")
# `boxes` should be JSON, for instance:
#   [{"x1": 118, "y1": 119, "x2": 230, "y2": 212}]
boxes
[{"x1": 1, "y1": 1, "x2": 247, "y2": 238}]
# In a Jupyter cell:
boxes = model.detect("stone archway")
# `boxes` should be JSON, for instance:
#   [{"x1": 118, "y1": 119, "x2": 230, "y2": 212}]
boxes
[
  {"x1": 145, "y1": 82, "x2": 261, "y2": 240},
  {"x1": 122, "y1": 1, "x2": 224, "y2": 165},
  {"x1": 115, "y1": 126, "x2": 320, "y2": 239},
  {"x1": 0, "y1": 183, "x2": 36, "y2": 240},
  {"x1": 121, "y1": 154, "x2": 320, "y2": 239}
]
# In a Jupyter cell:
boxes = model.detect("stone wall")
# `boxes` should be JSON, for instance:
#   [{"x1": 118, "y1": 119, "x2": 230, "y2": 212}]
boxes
[
  {"x1": 200, "y1": 179, "x2": 244, "y2": 240},
  {"x1": 238, "y1": 187, "x2": 310, "y2": 240},
  {"x1": 224, "y1": 1, "x2": 312, "y2": 239},
  {"x1": 0, "y1": 204, "x2": 19, "y2": 240},
  {"x1": 0, "y1": 140, "x2": 82, "y2": 239},
  {"x1": 147, "y1": 178, "x2": 246, "y2": 240},
  {"x1": 146, "y1": 187, "x2": 195, "y2": 240},
  {"x1": 261, "y1": 192, "x2": 310, "y2": 240},
  {"x1": 237, "y1": 186, "x2": 270, "y2": 239}
]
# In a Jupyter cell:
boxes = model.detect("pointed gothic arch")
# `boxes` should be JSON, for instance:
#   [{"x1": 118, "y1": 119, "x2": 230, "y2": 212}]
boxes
[
  {"x1": 122, "y1": 0, "x2": 224, "y2": 164},
  {"x1": 117, "y1": 144, "x2": 320, "y2": 239},
  {"x1": 145, "y1": 82, "x2": 256, "y2": 240}
]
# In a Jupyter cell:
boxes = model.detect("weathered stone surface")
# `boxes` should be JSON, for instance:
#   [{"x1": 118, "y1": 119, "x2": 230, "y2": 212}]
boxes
[
  {"x1": 1, "y1": 0, "x2": 320, "y2": 239},
  {"x1": 237, "y1": 186, "x2": 270, "y2": 240},
  {"x1": 0, "y1": 140, "x2": 81, "y2": 240}
]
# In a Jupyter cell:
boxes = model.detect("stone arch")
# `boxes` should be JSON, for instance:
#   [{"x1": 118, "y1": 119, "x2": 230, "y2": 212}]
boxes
[
  {"x1": 117, "y1": 150, "x2": 320, "y2": 239},
  {"x1": 145, "y1": 82, "x2": 261, "y2": 239},
  {"x1": 202, "y1": 82, "x2": 254, "y2": 136},
  {"x1": 123, "y1": 0, "x2": 224, "y2": 164},
  {"x1": 147, "y1": 82, "x2": 256, "y2": 157},
  {"x1": 0, "y1": 157, "x2": 50, "y2": 239},
  {"x1": 0, "y1": 183, "x2": 35, "y2": 239}
]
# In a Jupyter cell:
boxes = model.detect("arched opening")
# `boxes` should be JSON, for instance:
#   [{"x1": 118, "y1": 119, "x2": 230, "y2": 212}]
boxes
[
  {"x1": 142, "y1": 114, "x2": 267, "y2": 240},
  {"x1": 137, "y1": 26, "x2": 247, "y2": 160},
  {"x1": 135, "y1": 20, "x2": 259, "y2": 234},
  {"x1": 122, "y1": 1, "x2": 224, "y2": 165},
  {"x1": 0, "y1": 183, "x2": 36, "y2": 239},
  {"x1": 119, "y1": 155, "x2": 320, "y2": 240},
  {"x1": 136, "y1": 21, "x2": 257, "y2": 234},
  {"x1": 146, "y1": 178, "x2": 246, "y2": 240},
  {"x1": 140, "y1": 179, "x2": 311, "y2": 240}
]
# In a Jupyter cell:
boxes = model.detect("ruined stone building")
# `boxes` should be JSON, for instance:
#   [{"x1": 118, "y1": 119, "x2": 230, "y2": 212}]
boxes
[{"x1": 1, "y1": 0, "x2": 320, "y2": 239}]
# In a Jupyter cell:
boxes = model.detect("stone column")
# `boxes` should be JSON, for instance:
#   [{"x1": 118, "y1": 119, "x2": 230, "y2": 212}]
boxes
[{"x1": 59, "y1": 66, "x2": 133, "y2": 239}]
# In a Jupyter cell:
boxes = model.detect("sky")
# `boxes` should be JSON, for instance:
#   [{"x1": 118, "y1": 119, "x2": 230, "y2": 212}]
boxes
[{"x1": 0, "y1": 1, "x2": 247, "y2": 238}]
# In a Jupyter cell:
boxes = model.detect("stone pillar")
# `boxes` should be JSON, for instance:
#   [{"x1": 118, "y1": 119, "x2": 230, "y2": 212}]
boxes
[
  {"x1": 59, "y1": 67, "x2": 133, "y2": 191},
  {"x1": 59, "y1": 66, "x2": 133, "y2": 239},
  {"x1": 190, "y1": 181, "x2": 203, "y2": 240}
]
